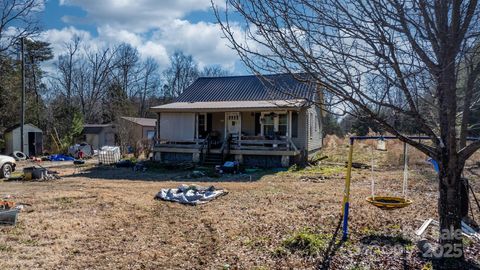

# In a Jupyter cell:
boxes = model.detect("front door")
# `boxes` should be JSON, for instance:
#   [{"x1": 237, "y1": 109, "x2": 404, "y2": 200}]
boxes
[{"x1": 226, "y1": 112, "x2": 241, "y2": 137}]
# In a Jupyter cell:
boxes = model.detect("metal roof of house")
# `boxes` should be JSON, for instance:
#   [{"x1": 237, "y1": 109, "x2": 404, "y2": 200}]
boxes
[
  {"x1": 173, "y1": 73, "x2": 317, "y2": 102},
  {"x1": 151, "y1": 99, "x2": 308, "y2": 112},
  {"x1": 121, "y1": 117, "x2": 156, "y2": 127}
]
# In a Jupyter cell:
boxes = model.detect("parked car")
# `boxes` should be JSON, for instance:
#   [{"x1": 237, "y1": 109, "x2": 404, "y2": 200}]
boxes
[{"x1": 0, "y1": 155, "x2": 16, "y2": 179}]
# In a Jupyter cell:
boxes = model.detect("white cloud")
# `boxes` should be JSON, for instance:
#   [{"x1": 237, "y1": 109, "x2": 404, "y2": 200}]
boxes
[
  {"x1": 41, "y1": 0, "x2": 243, "y2": 73},
  {"x1": 40, "y1": 26, "x2": 171, "y2": 69},
  {"x1": 137, "y1": 41, "x2": 169, "y2": 66},
  {"x1": 59, "y1": 0, "x2": 212, "y2": 32},
  {"x1": 97, "y1": 25, "x2": 142, "y2": 47},
  {"x1": 152, "y1": 19, "x2": 239, "y2": 70},
  {"x1": 40, "y1": 26, "x2": 94, "y2": 53}
]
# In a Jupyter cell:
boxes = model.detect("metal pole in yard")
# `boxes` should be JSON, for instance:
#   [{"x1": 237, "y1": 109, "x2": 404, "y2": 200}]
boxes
[
  {"x1": 20, "y1": 37, "x2": 25, "y2": 154},
  {"x1": 342, "y1": 137, "x2": 354, "y2": 241}
]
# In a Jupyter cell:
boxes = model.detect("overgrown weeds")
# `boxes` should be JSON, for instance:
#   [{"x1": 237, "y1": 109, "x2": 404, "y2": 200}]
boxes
[{"x1": 281, "y1": 228, "x2": 332, "y2": 256}]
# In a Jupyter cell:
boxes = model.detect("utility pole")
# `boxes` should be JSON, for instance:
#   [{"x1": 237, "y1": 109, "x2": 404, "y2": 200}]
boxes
[{"x1": 20, "y1": 37, "x2": 25, "y2": 153}]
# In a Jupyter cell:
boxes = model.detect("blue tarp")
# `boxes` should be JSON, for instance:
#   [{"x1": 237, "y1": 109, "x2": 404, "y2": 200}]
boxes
[
  {"x1": 427, "y1": 158, "x2": 439, "y2": 173},
  {"x1": 49, "y1": 154, "x2": 75, "y2": 162}
]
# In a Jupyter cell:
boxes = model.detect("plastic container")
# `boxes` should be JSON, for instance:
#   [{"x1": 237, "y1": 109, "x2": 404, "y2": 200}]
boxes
[{"x1": 98, "y1": 146, "x2": 121, "y2": 165}]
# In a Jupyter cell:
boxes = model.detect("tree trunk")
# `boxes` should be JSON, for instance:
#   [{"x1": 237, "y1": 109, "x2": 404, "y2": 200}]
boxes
[{"x1": 437, "y1": 160, "x2": 465, "y2": 267}]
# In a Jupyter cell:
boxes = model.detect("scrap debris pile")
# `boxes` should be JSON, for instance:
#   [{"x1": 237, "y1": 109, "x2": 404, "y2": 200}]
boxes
[
  {"x1": 0, "y1": 198, "x2": 23, "y2": 226},
  {"x1": 22, "y1": 166, "x2": 60, "y2": 181},
  {"x1": 155, "y1": 184, "x2": 228, "y2": 205}
]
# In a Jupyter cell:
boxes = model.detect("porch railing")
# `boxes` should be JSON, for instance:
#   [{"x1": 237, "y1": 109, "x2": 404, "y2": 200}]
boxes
[
  {"x1": 221, "y1": 134, "x2": 232, "y2": 162},
  {"x1": 230, "y1": 137, "x2": 297, "y2": 151},
  {"x1": 154, "y1": 136, "x2": 298, "y2": 152},
  {"x1": 199, "y1": 134, "x2": 211, "y2": 163},
  {"x1": 154, "y1": 139, "x2": 205, "y2": 148}
]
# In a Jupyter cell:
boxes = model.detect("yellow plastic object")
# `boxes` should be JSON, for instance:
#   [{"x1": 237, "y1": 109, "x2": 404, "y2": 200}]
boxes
[{"x1": 366, "y1": 196, "x2": 413, "y2": 210}]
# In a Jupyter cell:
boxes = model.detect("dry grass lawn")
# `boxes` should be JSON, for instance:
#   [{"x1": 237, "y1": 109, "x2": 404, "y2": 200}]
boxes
[{"x1": 1, "y1": 141, "x2": 479, "y2": 269}]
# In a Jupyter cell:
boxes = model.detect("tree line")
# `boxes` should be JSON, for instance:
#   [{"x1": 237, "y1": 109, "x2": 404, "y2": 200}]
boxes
[{"x1": 1, "y1": 34, "x2": 228, "y2": 152}]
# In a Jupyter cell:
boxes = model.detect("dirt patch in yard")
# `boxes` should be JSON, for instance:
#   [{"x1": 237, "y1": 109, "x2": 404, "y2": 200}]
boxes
[{"x1": 0, "y1": 154, "x2": 479, "y2": 269}]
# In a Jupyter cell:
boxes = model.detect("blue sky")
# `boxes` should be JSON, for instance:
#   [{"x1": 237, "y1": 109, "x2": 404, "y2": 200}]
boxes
[{"x1": 38, "y1": 0, "x2": 248, "y2": 74}]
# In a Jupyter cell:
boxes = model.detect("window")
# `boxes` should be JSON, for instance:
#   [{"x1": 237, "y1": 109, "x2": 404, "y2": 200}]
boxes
[
  {"x1": 278, "y1": 114, "x2": 287, "y2": 136},
  {"x1": 147, "y1": 131, "x2": 155, "y2": 140},
  {"x1": 261, "y1": 112, "x2": 288, "y2": 137},
  {"x1": 292, "y1": 112, "x2": 298, "y2": 138},
  {"x1": 262, "y1": 114, "x2": 275, "y2": 137}
]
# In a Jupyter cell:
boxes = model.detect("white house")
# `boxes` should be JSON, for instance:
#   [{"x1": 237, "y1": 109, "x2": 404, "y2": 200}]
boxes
[{"x1": 150, "y1": 73, "x2": 324, "y2": 167}]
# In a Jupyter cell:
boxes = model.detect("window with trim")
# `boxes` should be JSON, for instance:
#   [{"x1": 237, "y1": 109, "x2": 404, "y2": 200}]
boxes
[
  {"x1": 262, "y1": 114, "x2": 275, "y2": 137},
  {"x1": 147, "y1": 131, "x2": 155, "y2": 140},
  {"x1": 278, "y1": 114, "x2": 287, "y2": 136},
  {"x1": 261, "y1": 112, "x2": 288, "y2": 137}
]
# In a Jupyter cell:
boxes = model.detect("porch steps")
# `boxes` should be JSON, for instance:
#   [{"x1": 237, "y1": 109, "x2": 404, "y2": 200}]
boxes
[{"x1": 203, "y1": 153, "x2": 223, "y2": 166}]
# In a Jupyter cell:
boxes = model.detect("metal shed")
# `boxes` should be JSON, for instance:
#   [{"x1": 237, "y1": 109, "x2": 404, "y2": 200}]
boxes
[{"x1": 4, "y1": 124, "x2": 43, "y2": 156}]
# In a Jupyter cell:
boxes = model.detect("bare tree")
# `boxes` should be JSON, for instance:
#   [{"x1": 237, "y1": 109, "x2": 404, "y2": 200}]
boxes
[
  {"x1": 0, "y1": 0, "x2": 43, "y2": 53},
  {"x1": 55, "y1": 36, "x2": 80, "y2": 107},
  {"x1": 113, "y1": 43, "x2": 140, "y2": 98},
  {"x1": 200, "y1": 65, "x2": 230, "y2": 77},
  {"x1": 215, "y1": 0, "x2": 480, "y2": 263},
  {"x1": 163, "y1": 50, "x2": 199, "y2": 97},
  {"x1": 138, "y1": 57, "x2": 160, "y2": 117},
  {"x1": 80, "y1": 46, "x2": 116, "y2": 122}
]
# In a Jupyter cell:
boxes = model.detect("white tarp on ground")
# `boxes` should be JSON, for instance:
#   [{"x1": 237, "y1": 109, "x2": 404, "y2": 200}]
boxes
[
  {"x1": 155, "y1": 185, "x2": 227, "y2": 205},
  {"x1": 159, "y1": 113, "x2": 195, "y2": 141}
]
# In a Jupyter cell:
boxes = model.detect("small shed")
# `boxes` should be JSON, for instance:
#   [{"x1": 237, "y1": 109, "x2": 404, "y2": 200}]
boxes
[
  {"x1": 4, "y1": 124, "x2": 43, "y2": 156},
  {"x1": 82, "y1": 124, "x2": 116, "y2": 150},
  {"x1": 119, "y1": 117, "x2": 156, "y2": 142}
]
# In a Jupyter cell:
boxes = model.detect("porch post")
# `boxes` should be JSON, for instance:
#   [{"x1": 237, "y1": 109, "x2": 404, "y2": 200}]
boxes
[
  {"x1": 194, "y1": 112, "x2": 198, "y2": 142},
  {"x1": 238, "y1": 112, "x2": 242, "y2": 147},
  {"x1": 156, "y1": 112, "x2": 161, "y2": 141},
  {"x1": 288, "y1": 111, "x2": 292, "y2": 138},
  {"x1": 224, "y1": 112, "x2": 227, "y2": 139}
]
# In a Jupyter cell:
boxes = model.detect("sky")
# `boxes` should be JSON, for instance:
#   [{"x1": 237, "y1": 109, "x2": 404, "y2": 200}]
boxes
[{"x1": 37, "y1": 0, "x2": 248, "y2": 74}]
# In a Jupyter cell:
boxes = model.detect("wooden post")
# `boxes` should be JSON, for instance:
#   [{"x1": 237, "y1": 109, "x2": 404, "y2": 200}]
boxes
[
  {"x1": 156, "y1": 113, "x2": 161, "y2": 141},
  {"x1": 224, "y1": 112, "x2": 227, "y2": 140},
  {"x1": 288, "y1": 111, "x2": 292, "y2": 150},
  {"x1": 195, "y1": 113, "x2": 198, "y2": 142},
  {"x1": 238, "y1": 112, "x2": 242, "y2": 147},
  {"x1": 288, "y1": 111, "x2": 292, "y2": 138}
]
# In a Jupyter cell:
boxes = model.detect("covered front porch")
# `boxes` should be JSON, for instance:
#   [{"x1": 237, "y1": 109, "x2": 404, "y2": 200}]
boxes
[{"x1": 151, "y1": 100, "x2": 306, "y2": 167}]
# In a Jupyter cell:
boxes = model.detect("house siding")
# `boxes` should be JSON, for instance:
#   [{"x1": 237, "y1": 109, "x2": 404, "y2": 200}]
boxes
[
  {"x1": 159, "y1": 113, "x2": 195, "y2": 141},
  {"x1": 291, "y1": 108, "x2": 307, "y2": 151},
  {"x1": 142, "y1": 126, "x2": 155, "y2": 140},
  {"x1": 306, "y1": 105, "x2": 323, "y2": 153},
  {"x1": 241, "y1": 112, "x2": 256, "y2": 136}
]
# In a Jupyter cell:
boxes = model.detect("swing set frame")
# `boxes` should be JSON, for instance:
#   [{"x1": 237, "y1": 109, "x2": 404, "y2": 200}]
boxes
[{"x1": 341, "y1": 135, "x2": 480, "y2": 241}]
